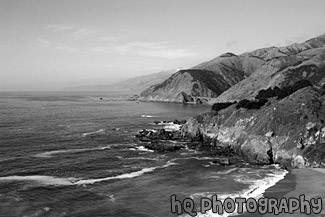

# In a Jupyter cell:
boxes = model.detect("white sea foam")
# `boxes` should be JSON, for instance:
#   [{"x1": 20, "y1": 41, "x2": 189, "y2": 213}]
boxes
[
  {"x1": 74, "y1": 167, "x2": 158, "y2": 185},
  {"x1": 75, "y1": 160, "x2": 176, "y2": 185},
  {"x1": 134, "y1": 146, "x2": 154, "y2": 152},
  {"x1": 203, "y1": 168, "x2": 238, "y2": 178},
  {"x1": 124, "y1": 156, "x2": 161, "y2": 161},
  {"x1": 163, "y1": 123, "x2": 182, "y2": 131},
  {"x1": 150, "y1": 121, "x2": 182, "y2": 130},
  {"x1": 214, "y1": 168, "x2": 237, "y2": 175},
  {"x1": 140, "y1": 115, "x2": 155, "y2": 118},
  {"x1": 192, "y1": 168, "x2": 288, "y2": 217},
  {"x1": 0, "y1": 159, "x2": 177, "y2": 187},
  {"x1": 185, "y1": 156, "x2": 216, "y2": 161},
  {"x1": 0, "y1": 175, "x2": 75, "y2": 186},
  {"x1": 82, "y1": 129, "x2": 104, "y2": 137},
  {"x1": 34, "y1": 145, "x2": 110, "y2": 158}
]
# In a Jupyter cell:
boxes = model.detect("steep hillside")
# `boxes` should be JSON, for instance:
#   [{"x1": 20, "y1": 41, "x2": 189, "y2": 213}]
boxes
[
  {"x1": 181, "y1": 86, "x2": 325, "y2": 167},
  {"x1": 140, "y1": 68, "x2": 245, "y2": 103},
  {"x1": 140, "y1": 53, "x2": 261, "y2": 103},
  {"x1": 212, "y1": 34, "x2": 325, "y2": 103},
  {"x1": 64, "y1": 70, "x2": 174, "y2": 93},
  {"x1": 140, "y1": 33, "x2": 325, "y2": 104}
]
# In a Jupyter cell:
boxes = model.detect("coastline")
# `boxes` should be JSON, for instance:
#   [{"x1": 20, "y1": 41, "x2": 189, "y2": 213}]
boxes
[
  {"x1": 237, "y1": 169, "x2": 296, "y2": 217},
  {"x1": 262, "y1": 168, "x2": 325, "y2": 217},
  {"x1": 237, "y1": 168, "x2": 325, "y2": 217}
]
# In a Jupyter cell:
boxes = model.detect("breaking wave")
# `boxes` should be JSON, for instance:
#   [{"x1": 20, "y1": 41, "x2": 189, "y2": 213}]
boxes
[
  {"x1": 140, "y1": 115, "x2": 155, "y2": 118},
  {"x1": 82, "y1": 129, "x2": 104, "y2": 137},
  {"x1": 34, "y1": 145, "x2": 111, "y2": 158},
  {"x1": 74, "y1": 159, "x2": 177, "y2": 185},
  {"x1": 0, "y1": 175, "x2": 76, "y2": 186},
  {"x1": 0, "y1": 160, "x2": 178, "y2": 187},
  {"x1": 191, "y1": 168, "x2": 288, "y2": 217}
]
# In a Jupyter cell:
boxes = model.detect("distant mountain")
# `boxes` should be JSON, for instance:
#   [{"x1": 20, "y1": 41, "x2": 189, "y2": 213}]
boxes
[
  {"x1": 140, "y1": 33, "x2": 325, "y2": 104},
  {"x1": 140, "y1": 51, "x2": 266, "y2": 103},
  {"x1": 64, "y1": 70, "x2": 175, "y2": 93}
]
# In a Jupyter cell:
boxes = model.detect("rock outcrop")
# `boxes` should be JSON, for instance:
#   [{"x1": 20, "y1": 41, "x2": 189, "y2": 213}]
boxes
[{"x1": 181, "y1": 87, "x2": 325, "y2": 167}]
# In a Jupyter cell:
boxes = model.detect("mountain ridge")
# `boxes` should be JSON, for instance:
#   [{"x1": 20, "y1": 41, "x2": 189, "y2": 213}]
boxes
[{"x1": 140, "y1": 33, "x2": 325, "y2": 104}]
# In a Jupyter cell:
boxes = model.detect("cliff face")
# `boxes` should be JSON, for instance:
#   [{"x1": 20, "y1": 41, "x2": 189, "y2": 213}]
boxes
[
  {"x1": 181, "y1": 87, "x2": 325, "y2": 167},
  {"x1": 139, "y1": 53, "x2": 265, "y2": 103},
  {"x1": 140, "y1": 69, "x2": 245, "y2": 103},
  {"x1": 140, "y1": 34, "x2": 325, "y2": 104}
]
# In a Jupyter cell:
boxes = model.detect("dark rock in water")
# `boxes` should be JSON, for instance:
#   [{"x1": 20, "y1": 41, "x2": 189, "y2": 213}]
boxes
[
  {"x1": 144, "y1": 142, "x2": 184, "y2": 152},
  {"x1": 154, "y1": 121, "x2": 161, "y2": 125},
  {"x1": 135, "y1": 129, "x2": 151, "y2": 138},
  {"x1": 173, "y1": 119, "x2": 181, "y2": 124},
  {"x1": 173, "y1": 119, "x2": 187, "y2": 125},
  {"x1": 211, "y1": 158, "x2": 231, "y2": 165},
  {"x1": 136, "y1": 128, "x2": 182, "y2": 141},
  {"x1": 149, "y1": 129, "x2": 170, "y2": 140},
  {"x1": 112, "y1": 127, "x2": 121, "y2": 131},
  {"x1": 220, "y1": 158, "x2": 230, "y2": 165}
]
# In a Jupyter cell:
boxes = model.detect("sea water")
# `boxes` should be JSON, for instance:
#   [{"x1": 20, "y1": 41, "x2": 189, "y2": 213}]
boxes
[{"x1": 0, "y1": 92, "x2": 287, "y2": 217}]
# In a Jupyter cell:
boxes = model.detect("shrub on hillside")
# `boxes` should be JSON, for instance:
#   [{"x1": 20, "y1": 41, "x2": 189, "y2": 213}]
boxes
[
  {"x1": 255, "y1": 86, "x2": 281, "y2": 100},
  {"x1": 211, "y1": 102, "x2": 236, "y2": 112},
  {"x1": 255, "y1": 79, "x2": 312, "y2": 100},
  {"x1": 277, "y1": 79, "x2": 312, "y2": 100},
  {"x1": 235, "y1": 98, "x2": 268, "y2": 110}
]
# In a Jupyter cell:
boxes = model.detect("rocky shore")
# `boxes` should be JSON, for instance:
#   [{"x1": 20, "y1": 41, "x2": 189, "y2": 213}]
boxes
[
  {"x1": 135, "y1": 86, "x2": 325, "y2": 170},
  {"x1": 181, "y1": 87, "x2": 325, "y2": 169},
  {"x1": 135, "y1": 120, "x2": 242, "y2": 165}
]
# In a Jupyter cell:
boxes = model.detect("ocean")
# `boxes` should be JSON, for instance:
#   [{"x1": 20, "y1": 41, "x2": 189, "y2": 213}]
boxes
[{"x1": 0, "y1": 91, "x2": 287, "y2": 217}]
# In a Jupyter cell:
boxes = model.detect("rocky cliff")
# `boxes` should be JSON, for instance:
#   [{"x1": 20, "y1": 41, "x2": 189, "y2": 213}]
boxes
[
  {"x1": 181, "y1": 86, "x2": 325, "y2": 168},
  {"x1": 140, "y1": 68, "x2": 245, "y2": 103},
  {"x1": 139, "y1": 52, "x2": 267, "y2": 103},
  {"x1": 140, "y1": 34, "x2": 325, "y2": 104}
]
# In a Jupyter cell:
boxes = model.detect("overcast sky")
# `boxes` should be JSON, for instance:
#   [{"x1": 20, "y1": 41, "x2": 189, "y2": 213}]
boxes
[{"x1": 1, "y1": 0, "x2": 325, "y2": 91}]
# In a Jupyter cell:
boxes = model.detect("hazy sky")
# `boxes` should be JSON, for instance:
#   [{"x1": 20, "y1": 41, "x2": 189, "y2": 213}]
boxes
[{"x1": 1, "y1": 0, "x2": 325, "y2": 91}]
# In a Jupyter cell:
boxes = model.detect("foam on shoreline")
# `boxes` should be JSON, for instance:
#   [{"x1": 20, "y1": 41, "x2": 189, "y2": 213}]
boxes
[{"x1": 192, "y1": 167, "x2": 288, "y2": 217}]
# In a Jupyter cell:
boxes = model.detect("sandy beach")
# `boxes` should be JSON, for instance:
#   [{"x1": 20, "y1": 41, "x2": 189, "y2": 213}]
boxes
[{"x1": 263, "y1": 168, "x2": 325, "y2": 217}]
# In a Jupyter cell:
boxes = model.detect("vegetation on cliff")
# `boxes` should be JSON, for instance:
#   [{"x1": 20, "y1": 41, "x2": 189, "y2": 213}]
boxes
[
  {"x1": 255, "y1": 79, "x2": 313, "y2": 100},
  {"x1": 182, "y1": 86, "x2": 325, "y2": 168},
  {"x1": 211, "y1": 102, "x2": 236, "y2": 112}
]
